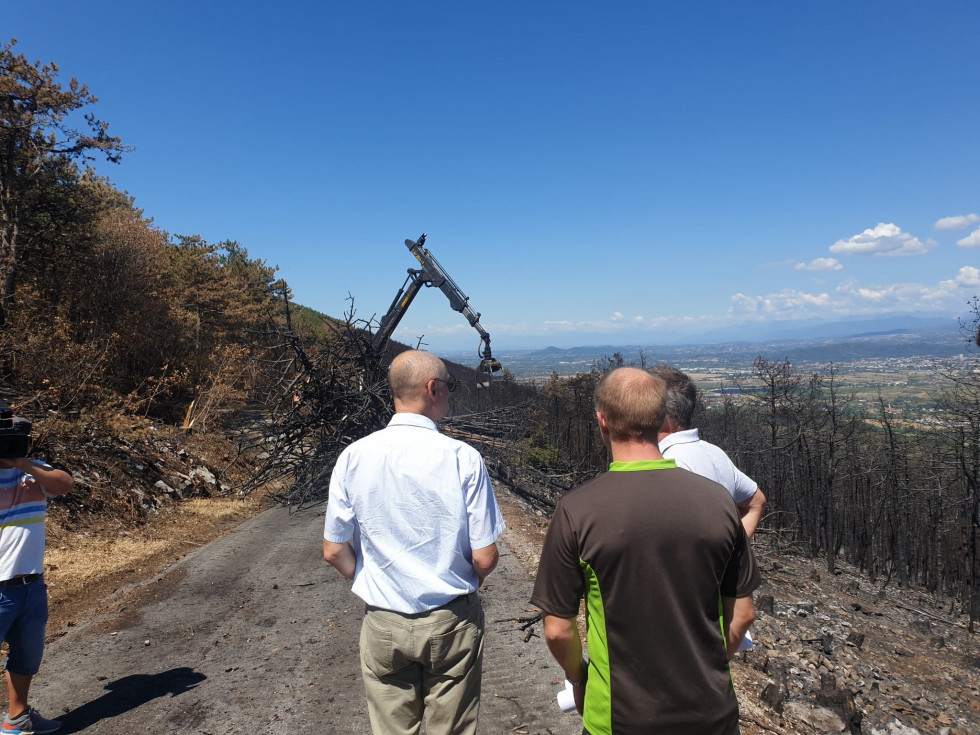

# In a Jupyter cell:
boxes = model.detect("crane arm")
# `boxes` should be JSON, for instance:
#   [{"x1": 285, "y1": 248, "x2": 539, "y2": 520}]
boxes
[
  {"x1": 407, "y1": 236, "x2": 482, "y2": 326},
  {"x1": 370, "y1": 270, "x2": 427, "y2": 352},
  {"x1": 371, "y1": 234, "x2": 502, "y2": 376}
]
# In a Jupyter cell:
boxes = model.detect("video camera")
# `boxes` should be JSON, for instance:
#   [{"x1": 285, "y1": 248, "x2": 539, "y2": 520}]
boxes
[{"x1": 0, "y1": 399, "x2": 31, "y2": 459}]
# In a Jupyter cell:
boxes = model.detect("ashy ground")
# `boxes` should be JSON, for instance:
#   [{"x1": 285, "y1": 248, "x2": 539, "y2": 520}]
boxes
[
  {"x1": 21, "y1": 481, "x2": 980, "y2": 734},
  {"x1": 32, "y1": 494, "x2": 578, "y2": 735}
]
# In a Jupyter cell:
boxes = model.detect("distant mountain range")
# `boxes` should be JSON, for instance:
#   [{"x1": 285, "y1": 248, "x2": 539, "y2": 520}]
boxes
[
  {"x1": 441, "y1": 315, "x2": 976, "y2": 377},
  {"x1": 694, "y1": 314, "x2": 960, "y2": 344}
]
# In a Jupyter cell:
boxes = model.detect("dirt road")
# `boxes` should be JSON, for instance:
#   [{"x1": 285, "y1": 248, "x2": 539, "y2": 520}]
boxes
[{"x1": 34, "y1": 504, "x2": 579, "y2": 734}]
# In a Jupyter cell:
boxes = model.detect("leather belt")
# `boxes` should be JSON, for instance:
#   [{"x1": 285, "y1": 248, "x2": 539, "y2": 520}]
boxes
[
  {"x1": 365, "y1": 591, "x2": 478, "y2": 617},
  {"x1": 450, "y1": 591, "x2": 477, "y2": 605},
  {"x1": 0, "y1": 573, "x2": 42, "y2": 587}
]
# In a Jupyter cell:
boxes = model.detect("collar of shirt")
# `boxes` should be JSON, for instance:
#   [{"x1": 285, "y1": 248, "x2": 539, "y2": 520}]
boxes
[
  {"x1": 608, "y1": 459, "x2": 677, "y2": 472},
  {"x1": 387, "y1": 412, "x2": 439, "y2": 432},
  {"x1": 658, "y1": 427, "x2": 701, "y2": 453}
]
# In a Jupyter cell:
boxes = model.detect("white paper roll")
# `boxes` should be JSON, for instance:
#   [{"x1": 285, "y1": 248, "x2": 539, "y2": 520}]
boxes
[
  {"x1": 738, "y1": 629, "x2": 754, "y2": 652},
  {"x1": 556, "y1": 680, "x2": 577, "y2": 713}
]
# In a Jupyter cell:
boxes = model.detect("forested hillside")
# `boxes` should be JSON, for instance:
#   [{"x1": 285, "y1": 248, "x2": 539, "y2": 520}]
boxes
[
  {"x1": 0, "y1": 39, "x2": 532, "y2": 525},
  {"x1": 1, "y1": 41, "x2": 290, "y2": 421},
  {"x1": 0, "y1": 40, "x2": 366, "y2": 523}
]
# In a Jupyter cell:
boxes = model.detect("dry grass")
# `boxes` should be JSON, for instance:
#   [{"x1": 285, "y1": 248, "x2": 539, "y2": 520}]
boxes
[{"x1": 43, "y1": 493, "x2": 271, "y2": 638}]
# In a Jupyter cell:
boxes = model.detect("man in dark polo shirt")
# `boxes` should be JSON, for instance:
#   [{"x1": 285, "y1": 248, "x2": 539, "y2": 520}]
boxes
[{"x1": 531, "y1": 367, "x2": 760, "y2": 735}]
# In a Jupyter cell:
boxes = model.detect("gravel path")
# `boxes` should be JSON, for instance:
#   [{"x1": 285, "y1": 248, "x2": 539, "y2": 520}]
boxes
[{"x1": 33, "y1": 504, "x2": 579, "y2": 735}]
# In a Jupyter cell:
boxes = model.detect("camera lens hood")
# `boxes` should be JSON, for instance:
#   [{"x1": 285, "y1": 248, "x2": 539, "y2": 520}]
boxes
[{"x1": 0, "y1": 415, "x2": 32, "y2": 459}]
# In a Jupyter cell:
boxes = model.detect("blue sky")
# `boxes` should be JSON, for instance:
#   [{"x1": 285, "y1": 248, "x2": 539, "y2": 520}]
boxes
[{"x1": 7, "y1": 2, "x2": 980, "y2": 352}]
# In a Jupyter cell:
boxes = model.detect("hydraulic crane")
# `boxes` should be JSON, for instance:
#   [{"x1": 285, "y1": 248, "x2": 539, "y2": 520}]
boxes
[{"x1": 371, "y1": 234, "x2": 503, "y2": 379}]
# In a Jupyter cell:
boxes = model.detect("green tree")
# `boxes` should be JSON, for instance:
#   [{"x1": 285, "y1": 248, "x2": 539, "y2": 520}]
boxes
[{"x1": 0, "y1": 39, "x2": 129, "y2": 325}]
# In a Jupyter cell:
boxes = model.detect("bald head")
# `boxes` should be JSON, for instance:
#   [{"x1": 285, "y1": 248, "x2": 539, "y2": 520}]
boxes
[
  {"x1": 389, "y1": 350, "x2": 448, "y2": 406},
  {"x1": 594, "y1": 367, "x2": 667, "y2": 443}
]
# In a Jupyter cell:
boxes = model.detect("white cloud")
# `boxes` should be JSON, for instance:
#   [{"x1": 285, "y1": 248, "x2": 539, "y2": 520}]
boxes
[
  {"x1": 729, "y1": 289, "x2": 833, "y2": 317},
  {"x1": 837, "y1": 279, "x2": 943, "y2": 305},
  {"x1": 935, "y1": 213, "x2": 980, "y2": 230},
  {"x1": 956, "y1": 228, "x2": 980, "y2": 248},
  {"x1": 447, "y1": 264, "x2": 980, "y2": 346},
  {"x1": 836, "y1": 268, "x2": 980, "y2": 306},
  {"x1": 729, "y1": 293, "x2": 760, "y2": 313},
  {"x1": 727, "y1": 265, "x2": 978, "y2": 324},
  {"x1": 856, "y1": 287, "x2": 887, "y2": 301},
  {"x1": 611, "y1": 312, "x2": 624, "y2": 322},
  {"x1": 794, "y1": 257, "x2": 842, "y2": 272},
  {"x1": 829, "y1": 222, "x2": 935, "y2": 257},
  {"x1": 955, "y1": 266, "x2": 980, "y2": 287}
]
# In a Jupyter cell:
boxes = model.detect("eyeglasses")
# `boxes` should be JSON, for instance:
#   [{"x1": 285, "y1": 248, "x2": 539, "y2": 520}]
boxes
[{"x1": 431, "y1": 376, "x2": 460, "y2": 393}]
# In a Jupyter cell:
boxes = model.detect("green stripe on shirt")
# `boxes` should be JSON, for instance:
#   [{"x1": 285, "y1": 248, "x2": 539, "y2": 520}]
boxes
[
  {"x1": 0, "y1": 517, "x2": 45, "y2": 530},
  {"x1": 608, "y1": 459, "x2": 677, "y2": 472}
]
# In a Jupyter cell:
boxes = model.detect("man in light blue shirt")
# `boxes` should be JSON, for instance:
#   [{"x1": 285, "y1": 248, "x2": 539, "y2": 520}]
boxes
[{"x1": 323, "y1": 349, "x2": 505, "y2": 735}]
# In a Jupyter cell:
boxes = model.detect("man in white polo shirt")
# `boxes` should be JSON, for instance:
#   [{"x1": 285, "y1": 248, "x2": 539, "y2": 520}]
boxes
[
  {"x1": 322, "y1": 349, "x2": 505, "y2": 735},
  {"x1": 650, "y1": 365, "x2": 766, "y2": 652}
]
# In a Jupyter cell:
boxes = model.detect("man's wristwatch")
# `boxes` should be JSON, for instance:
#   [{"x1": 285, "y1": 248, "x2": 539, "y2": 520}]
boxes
[{"x1": 567, "y1": 661, "x2": 589, "y2": 688}]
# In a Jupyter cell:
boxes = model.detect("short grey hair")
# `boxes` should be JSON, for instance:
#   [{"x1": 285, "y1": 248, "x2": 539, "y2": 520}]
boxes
[{"x1": 647, "y1": 364, "x2": 697, "y2": 429}]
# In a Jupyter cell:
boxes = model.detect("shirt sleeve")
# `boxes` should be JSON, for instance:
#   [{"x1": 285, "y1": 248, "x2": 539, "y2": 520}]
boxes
[
  {"x1": 462, "y1": 450, "x2": 505, "y2": 550},
  {"x1": 530, "y1": 503, "x2": 584, "y2": 618},
  {"x1": 323, "y1": 450, "x2": 356, "y2": 543},
  {"x1": 28, "y1": 460, "x2": 57, "y2": 499},
  {"x1": 721, "y1": 525, "x2": 762, "y2": 599},
  {"x1": 729, "y1": 465, "x2": 758, "y2": 506}
]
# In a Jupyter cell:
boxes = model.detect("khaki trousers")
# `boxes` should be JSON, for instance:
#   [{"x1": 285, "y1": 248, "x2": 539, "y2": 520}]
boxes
[{"x1": 359, "y1": 592, "x2": 485, "y2": 735}]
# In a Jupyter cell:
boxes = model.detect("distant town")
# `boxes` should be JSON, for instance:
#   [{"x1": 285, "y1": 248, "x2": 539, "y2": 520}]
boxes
[{"x1": 444, "y1": 320, "x2": 977, "y2": 423}]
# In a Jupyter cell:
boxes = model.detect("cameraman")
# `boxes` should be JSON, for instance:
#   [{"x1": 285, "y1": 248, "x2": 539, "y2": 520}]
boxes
[{"x1": 0, "y1": 454, "x2": 73, "y2": 735}]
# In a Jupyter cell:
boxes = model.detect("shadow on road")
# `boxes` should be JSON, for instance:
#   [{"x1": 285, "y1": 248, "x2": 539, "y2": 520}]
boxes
[{"x1": 58, "y1": 667, "x2": 206, "y2": 733}]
